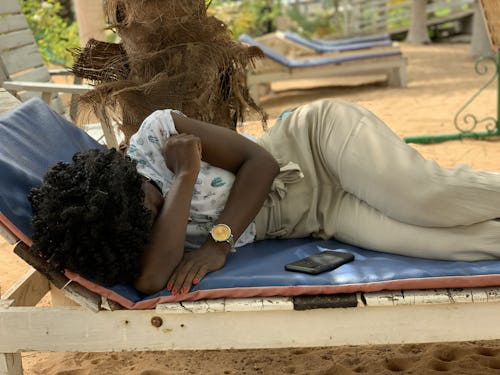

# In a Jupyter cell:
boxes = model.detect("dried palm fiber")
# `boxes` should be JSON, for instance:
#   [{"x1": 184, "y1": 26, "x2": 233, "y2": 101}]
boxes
[{"x1": 71, "y1": 0, "x2": 266, "y2": 142}]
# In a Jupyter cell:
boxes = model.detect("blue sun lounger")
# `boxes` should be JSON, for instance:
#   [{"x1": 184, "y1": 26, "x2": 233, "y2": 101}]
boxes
[
  {"x1": 238, "y1": 34, "x2": 407, "y2": 104},
  {"x1": 2, "y1": 96, "x2": 500, "y2": 374}
]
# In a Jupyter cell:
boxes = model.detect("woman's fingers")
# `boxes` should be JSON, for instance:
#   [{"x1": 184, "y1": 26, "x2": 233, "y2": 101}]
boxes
[
  {"x1": 181, "y1": 264, "x2": 208, "y2": 292},
  {"x1": 167, "y1": 256, "x2": 204, "y2": 295},
  {"x1": 163, "y1": 134, "x2": 202, "y2": 176},
  {"x1": 167, "y1": 261, "x2": 191, "y2": 295},
  {"x1": 166, "y1": 244, "x2": 226, "y2": 296}
]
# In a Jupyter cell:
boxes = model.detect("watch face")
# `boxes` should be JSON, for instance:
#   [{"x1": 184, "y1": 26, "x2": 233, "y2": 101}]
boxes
[{"x1": 211, "y1": 224, "x2": 231, "y2": 241}]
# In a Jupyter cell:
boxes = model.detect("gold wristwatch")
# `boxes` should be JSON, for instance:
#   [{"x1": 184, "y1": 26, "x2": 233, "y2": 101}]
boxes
[{"x1": 210, "y1": 223, "x2": 236, "y2": 253}]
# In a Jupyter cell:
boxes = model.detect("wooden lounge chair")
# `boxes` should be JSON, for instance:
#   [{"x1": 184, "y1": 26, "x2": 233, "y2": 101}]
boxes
[
  {"x1": 0, "y1": 0, "x2": 119, "y2": 149},
  {"x1": 3, "y1": 90, "x2": 500, "y2": 375},
  {"x1": 238, "y1": 34, "x2": 407, "y2": 105}
]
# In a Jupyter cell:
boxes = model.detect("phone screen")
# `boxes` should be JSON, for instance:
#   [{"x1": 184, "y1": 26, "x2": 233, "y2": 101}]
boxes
[{"x1": 285, "y1": 250, "x2": 355, "y2": 275}]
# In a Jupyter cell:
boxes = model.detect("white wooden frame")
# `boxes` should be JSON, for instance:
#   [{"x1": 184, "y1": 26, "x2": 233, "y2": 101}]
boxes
[{"x1": 2, "y1": 259, "x2": 500, "y2": 375}]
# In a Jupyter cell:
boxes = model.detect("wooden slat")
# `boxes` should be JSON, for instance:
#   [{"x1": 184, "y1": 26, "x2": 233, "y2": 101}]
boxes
[
  {"x1": 0, "y1": 44, "x2": 44, "y2": 74},
  {"x1": 9, "y1": 66, "x2": 50, "y2": 82},
  {"x1": 49, "y1": 284, "x2": 85, "y2": 308},
  {"x1": 0, "y1": 14, "x2": 28, "y2": 34},
  {"x1": 0, "y1": 29, "x2": 36, "y2": 51},
  {"x1": 3, "y1": 81, "x2": 94, "y2": 95},
  {"x1": 0, "y1": 226, "x2": 17, "y2": 245},
  {"x1": 0, "y1": 88, "x2": 20, "y2": 113},
  {"x1": 363, "y1": 287, "x2": 500, "y2": 306},
  {"x1": 157, "y1": 297, "x2": 294, "y2": 313},
  {"x1": 0, "y1": 0, "x2": 22, "y2": 16},
  {"x1": 13, "y1": 242, "x2": 103, "y2": 312},
  {"x1": 1, "y1": 268, "x2": 50, "y2": 307}
]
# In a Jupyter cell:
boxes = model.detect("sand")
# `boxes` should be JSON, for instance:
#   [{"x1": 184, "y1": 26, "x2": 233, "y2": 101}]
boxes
[{"x1": 3, "y1": 41, "x2": 500, "y2": 374}]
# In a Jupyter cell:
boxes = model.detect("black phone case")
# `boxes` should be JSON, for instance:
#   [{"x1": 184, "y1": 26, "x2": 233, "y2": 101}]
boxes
[{"x1": 284, "y1": 250, "x2": 355, "y2": 275}]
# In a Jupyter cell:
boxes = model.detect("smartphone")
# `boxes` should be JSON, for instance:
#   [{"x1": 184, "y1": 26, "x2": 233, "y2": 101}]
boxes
[{"x1": 285, "y1": 250, "x2": 355, "y2": 275}]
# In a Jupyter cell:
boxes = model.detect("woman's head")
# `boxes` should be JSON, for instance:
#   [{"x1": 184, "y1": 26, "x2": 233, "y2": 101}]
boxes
[{"x1": 29, "y1": 148, "x2": 152, "y2": 286}]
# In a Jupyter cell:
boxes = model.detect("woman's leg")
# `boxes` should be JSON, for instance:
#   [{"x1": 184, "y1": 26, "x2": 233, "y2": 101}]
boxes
[
  {"x1": 333, "y1": 191, "x2": 500, "y2": 261},
  {"x1": 308, "y1": 100, "x2": 500, "y2": 227}
]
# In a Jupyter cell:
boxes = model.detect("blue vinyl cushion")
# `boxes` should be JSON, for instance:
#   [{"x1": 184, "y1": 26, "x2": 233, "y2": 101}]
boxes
[
  {"x1": 283, "y1": 31, "x2": 393, "y2": 53},
  {"x1": 0, "y1": 98, "x2": 103, "y2": 238},
  {"x1": 108, "y1": 237, "x2": 500, "y2": 304}
]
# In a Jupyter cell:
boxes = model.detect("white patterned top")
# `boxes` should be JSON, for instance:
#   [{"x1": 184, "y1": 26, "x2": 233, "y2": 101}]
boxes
[{"x1": 127, "y1": 109, "x2": 256, "y2": 249}]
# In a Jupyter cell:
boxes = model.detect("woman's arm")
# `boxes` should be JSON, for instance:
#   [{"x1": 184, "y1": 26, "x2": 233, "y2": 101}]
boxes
[
  {"x1": 172, "y1": 113, "x2": 279, "y2": 240},
  {"x1": 167, "y1": 113, "x2": 280, "y2": 294},
  {"x1": 134, "y1": 134, "x2": 201, "y2": 295},
  {"x1": 135, "y1": 112, "x2": 279, "y2": 295}
]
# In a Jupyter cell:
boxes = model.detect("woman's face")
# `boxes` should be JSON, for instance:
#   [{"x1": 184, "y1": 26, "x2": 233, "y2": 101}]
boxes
[{"x1": 142, "y1": 179, "x2": 164, "y2": 223}]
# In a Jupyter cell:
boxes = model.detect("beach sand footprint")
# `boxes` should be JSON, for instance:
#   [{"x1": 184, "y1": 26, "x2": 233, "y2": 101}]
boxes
[
  {"x1": 311, "y1": 363, "x2": 353, "y2": 375},
  {"x1": 139, "y1": 370, "x2": 170, "y2": 375},
  {"x1": 53, "y1": 370, "x2": 90, "y2": 375},
  {"x1": 470, "y1": 347, "x2": 500, "y2": 370},
  {"x1": 427, "y1": 358, "x2": 453, "y2": 372},
  {"x1": 424, "y1": 344, "x2": 500, "y2": 373},
  {"x1": 383, "y1": 357, "x2": 415, "y2": 372},
  {"x1": 432, "y1": 344, "x2": 466, "y2": 363}
]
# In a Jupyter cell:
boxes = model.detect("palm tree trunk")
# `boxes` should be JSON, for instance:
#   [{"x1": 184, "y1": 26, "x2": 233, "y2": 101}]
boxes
[
  {"x1": 73, "y1": 0, "x2": 106, "y2": 46},
  {"x1": 406, "y1": 0, "x2": 431, "y2": 44}
]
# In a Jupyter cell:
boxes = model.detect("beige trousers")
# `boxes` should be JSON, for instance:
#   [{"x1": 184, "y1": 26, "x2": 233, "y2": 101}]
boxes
[{"x1": 255, "y1": 100, "x2": 500, "y2": 261}]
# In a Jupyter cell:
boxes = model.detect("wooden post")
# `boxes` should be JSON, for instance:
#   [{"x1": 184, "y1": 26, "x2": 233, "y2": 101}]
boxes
[
  {"x1": 406, "y1": 0, "x2": 431, "y2": 44},
  {"x1": 0, "y1": 353, "x2": 22, "y2": 375},
  {"x1": 470, "y1": 0, "x2": 492, "y2": 56}
]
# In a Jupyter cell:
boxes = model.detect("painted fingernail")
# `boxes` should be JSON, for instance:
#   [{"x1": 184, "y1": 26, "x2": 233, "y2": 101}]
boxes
[
  {"x1": 167, "y1": 283, "x2": 172, "y2": 290},
  {"x1": 181, "y1": 287, "x2": 188, "y2": 294},
  {"x1": 172, "y1": 289, "x2": 178, "y2": 296},
  {"x1": 192, "y1": 278, "x2": 199, "y2": 284}
]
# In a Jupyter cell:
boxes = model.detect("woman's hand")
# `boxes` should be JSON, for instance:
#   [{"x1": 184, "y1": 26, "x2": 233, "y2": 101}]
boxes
[
  {"x1": 166, "y1": 241, "x2": 230, "y2": 295},
  {"x1": 162, "y1": 134, "x2": 202, "y2": 177}
]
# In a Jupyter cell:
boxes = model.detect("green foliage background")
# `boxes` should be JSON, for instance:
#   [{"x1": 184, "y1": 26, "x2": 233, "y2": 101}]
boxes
[
  {"x1": 21, "y1": 0, "x2": 80, "y2": 66},
  {"x1": 23, "y1": 0, "x2": 462, "y2": 65},
  {"x1": 207, "y1": 0, "x2": 281, "y2": 37},
  {"x1": 22, "y1": 0, "x2": 341, "y2": 65},
  {"x1": 207, "y1": 0, "x2": 343, "y2": 38}
]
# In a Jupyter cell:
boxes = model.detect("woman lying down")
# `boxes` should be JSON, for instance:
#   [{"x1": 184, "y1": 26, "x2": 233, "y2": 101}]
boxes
[{"x1": 30, "y1": 100, "x2": 500, "y2": 296}]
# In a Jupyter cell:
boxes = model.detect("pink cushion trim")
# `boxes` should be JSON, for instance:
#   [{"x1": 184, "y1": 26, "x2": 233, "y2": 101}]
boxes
[
  {"x1": 65, "y1": 270, "x2": 500, "y2": 310},
  {"x1": 0, "y1": 212, "x2": 32, "y2": 246}
]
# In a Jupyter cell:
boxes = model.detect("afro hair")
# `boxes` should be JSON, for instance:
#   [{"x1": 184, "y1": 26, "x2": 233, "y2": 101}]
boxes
[{"x1": 29, "y1": 148, "x2": 152, "y2": 286}]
